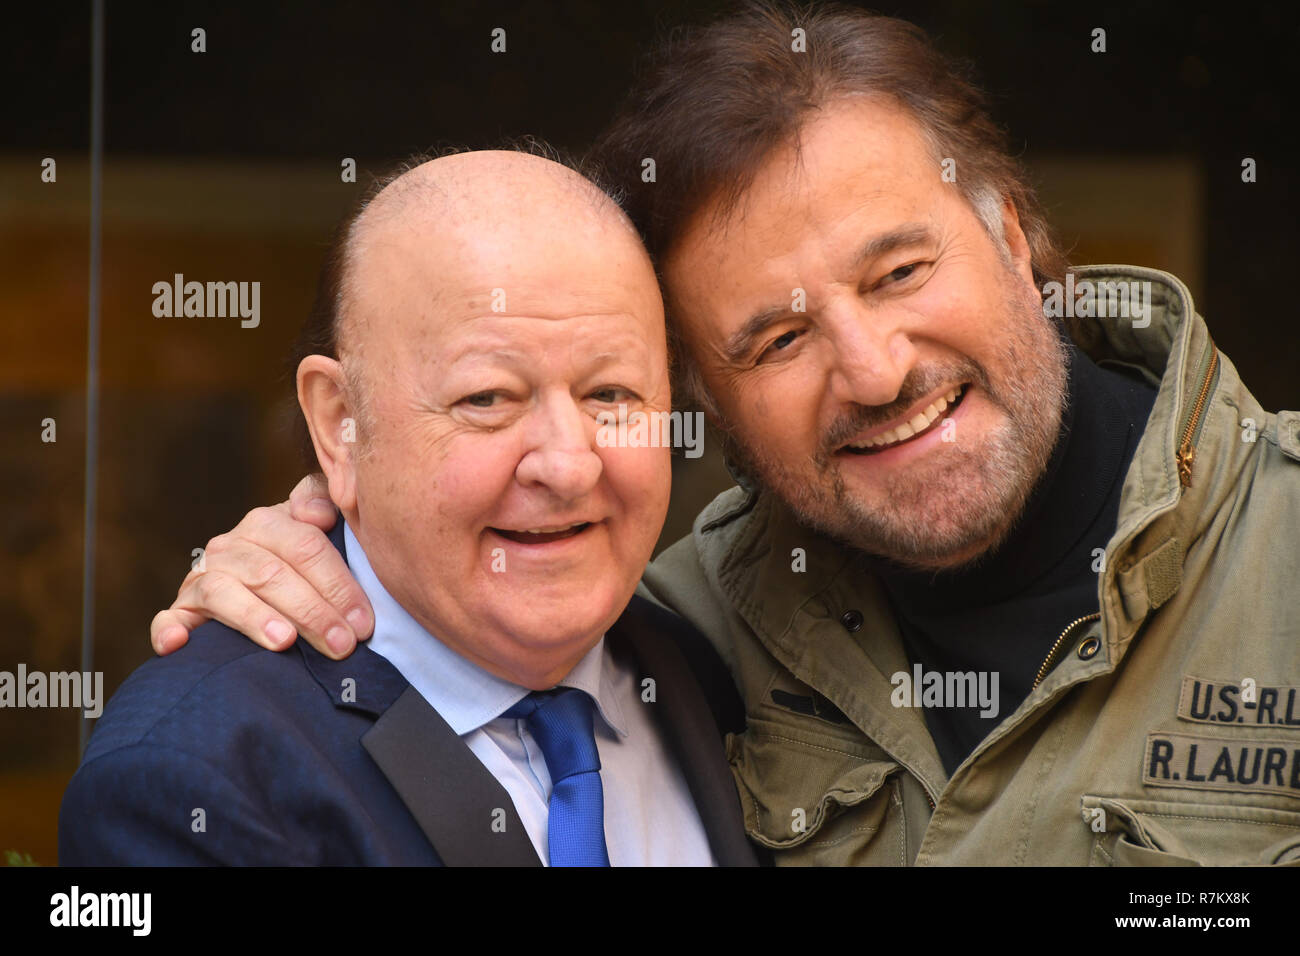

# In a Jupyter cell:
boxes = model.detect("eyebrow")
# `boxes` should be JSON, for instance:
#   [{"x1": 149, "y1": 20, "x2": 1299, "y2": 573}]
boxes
[
  {"x1": 721, "y1": 223, "x2": 936, "y2": 364},
  {"x1": 853, "y1": 222, "x2": 935, "y2": 269}
]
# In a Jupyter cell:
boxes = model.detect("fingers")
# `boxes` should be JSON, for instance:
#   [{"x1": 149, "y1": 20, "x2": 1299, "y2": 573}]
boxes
[
  {"x1": 145, "y1": 479, "x2": 372, "y2": 663},
  {"x1": 288, "y1": 473, "x2": 338, "y2": 528},
  {"x1": 169, "y1": 568, "x2": 302, "y2": 653},
  {"x1": 209, "y1": 506, "x2": 374, "y2": 657}
]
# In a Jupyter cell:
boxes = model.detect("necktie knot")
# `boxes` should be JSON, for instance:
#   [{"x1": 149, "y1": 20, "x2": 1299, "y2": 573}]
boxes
[{"x1": 504, "y1": 688, "x2": 602, "y2": 782}]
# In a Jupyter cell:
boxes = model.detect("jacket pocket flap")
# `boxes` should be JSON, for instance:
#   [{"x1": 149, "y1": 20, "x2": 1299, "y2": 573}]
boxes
[
  {"x1": 1082, "y1": 794, "x2": 1300, "y2": 866},
  {"x1": 729, "y1": 715, "x2": 899, "y2": 848}
]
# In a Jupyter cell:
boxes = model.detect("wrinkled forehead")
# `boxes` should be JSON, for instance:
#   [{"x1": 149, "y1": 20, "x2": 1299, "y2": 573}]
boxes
[
  {"x1": 339, "y1": 167, "x2": 657, "y2": 349},
  {"x1": 341, "y1": 209, "x2": 664, "y2": 370},
  {"x1": 692, "y1": 97, "x2": 938, "y2": 246},
  {"x1": 662, "y1": 97, "x2": 955, "y2": 305}
]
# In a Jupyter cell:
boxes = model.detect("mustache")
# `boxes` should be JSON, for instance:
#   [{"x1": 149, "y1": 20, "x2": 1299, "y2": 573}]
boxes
[{"x1": 822, "y1": 359, "x2": 991, "y2": 453}]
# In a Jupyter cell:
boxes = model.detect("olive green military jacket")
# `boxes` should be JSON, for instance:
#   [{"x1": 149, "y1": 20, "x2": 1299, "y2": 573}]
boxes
[{"x1": 640, "y1": 264, "x2": 1300, "y2": 866}]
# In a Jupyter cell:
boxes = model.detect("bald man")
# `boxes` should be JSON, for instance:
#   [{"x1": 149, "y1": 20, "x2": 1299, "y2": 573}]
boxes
[{"x1": 58, "y1": 148, "x2": 757, "y2": 867}]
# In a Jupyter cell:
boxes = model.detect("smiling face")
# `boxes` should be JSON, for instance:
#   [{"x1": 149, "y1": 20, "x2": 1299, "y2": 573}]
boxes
[
  {"x1": 664, "y1": 97, "x2": 1068, "y2": 569},
  {"x1": 303, "y1": 153, "x2": 671, "y2": 688}
]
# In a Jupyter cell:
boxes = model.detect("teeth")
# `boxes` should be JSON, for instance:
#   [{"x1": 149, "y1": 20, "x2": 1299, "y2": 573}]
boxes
[
  {"x1": 520, "y1": 522, "x2": 586, "y2": 534},
  {"x1": 846, "y1": 385, "x2": 965, "y2": 451}
]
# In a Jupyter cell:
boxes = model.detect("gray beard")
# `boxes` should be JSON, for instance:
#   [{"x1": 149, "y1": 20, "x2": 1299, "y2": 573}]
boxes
[{"x1": 719, "y1": 282, "x2": 1071, "y2": 571}]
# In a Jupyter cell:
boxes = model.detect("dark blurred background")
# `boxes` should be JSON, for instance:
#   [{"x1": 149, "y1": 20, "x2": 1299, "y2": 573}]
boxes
[{"x1": 2, "y1": 0, "x2": 1297, "y2": 865}]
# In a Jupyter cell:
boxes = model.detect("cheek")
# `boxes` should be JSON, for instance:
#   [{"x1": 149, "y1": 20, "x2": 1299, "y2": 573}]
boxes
[
  {"x1": 601, "y1": 445, "x2": 671, "y2": 538},
  {"x1": 920, "y1": 263, "x2": 1007, "y2": 351},
  {"x1": 360, "y1": 434, "x2": 517, "y2": 537},
  {"x1": 432, "y1": 438, "x2": 525, "y2": 525},
  {"x1": 724, "y1": 363, "x2": 826, "y2": 456}
]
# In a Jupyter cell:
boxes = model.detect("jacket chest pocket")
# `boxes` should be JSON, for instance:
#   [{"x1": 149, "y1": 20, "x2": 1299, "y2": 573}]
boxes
[
  {"x1": 727, "y1": 715, "x2": 907, "y2": 865},
  {"x1": 1082, "y1": 794, "x2": 1300, "y2": 866}
]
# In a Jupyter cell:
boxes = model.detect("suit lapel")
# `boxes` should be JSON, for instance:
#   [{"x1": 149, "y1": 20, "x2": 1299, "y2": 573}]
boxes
[
  {"x1": 610, "y1": 597, "x2": 759, "y2": 867},
  {"x1": 361, "y1": 687, "x2": 542, "y2": 866},
  {"x1": 315, "y1": 519, "x2": 753, "y2": 865},
  {"x1": 304, "y1": 519, "x2": 541, "y2": 866}
]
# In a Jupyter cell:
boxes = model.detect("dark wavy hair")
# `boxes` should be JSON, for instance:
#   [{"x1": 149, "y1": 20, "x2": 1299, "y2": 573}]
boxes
[{"x1": 590, "y1": 0, "x2": 1071, "y2": 410}]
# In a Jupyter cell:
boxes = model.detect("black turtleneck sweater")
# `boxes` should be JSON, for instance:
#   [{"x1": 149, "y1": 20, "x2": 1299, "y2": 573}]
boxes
[{"x1": 870, "y1": 343, "x2": 1157, "y2": 776}]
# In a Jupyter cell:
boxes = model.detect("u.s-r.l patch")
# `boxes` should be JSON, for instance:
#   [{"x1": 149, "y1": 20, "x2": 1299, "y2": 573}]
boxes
[
  {"x1": 1144, "y1": 732, "x2": 1300, "y2": 798},
  {"x1": 1176, "y1": 676, "x2": 1300, "y2": 729}
]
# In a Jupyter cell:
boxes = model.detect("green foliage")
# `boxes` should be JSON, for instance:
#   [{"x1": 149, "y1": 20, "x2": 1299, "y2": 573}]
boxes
[{"x1": 4, "y1": 849, "x2": 37, "y2": 866}]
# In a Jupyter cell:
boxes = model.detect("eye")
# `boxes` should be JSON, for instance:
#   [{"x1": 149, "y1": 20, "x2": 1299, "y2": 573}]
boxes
[
  {"x1": 461, "y1": 391, "x2": 500, "y2": 408},
  {"x1": 589, "y1": 385, "x2": 637, "y2": 404},
  {"x1": 758, "y1": 328, "x2": 803, "y2": 362},
  {"x1": 879, "y1": 262, "x2": 924, "y2": 287}
]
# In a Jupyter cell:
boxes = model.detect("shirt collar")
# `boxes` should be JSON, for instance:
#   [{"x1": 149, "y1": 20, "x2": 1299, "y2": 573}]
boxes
[
  {"x1": 558, "y1": 631, "x2": 628, "y2": 738},
  {"x1": 343, "y1": 522, "x2": 627, "y2": 738}
]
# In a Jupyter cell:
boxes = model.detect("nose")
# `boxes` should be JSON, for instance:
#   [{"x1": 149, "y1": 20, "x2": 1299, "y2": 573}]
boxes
[
  {"x1": 514, "y1": 393, "x2": 604, "y2": 501},
  {"x1": 823, "y1": 298, "x2": 918, "y2": 407}
]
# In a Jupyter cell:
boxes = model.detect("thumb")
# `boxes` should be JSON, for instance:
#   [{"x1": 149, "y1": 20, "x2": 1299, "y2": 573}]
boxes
[
  {"x1": 150, "y1": 608, "x2": 208, "y2": 656},
  {"x1": 288, "y1": 472, "x2": 338, "y2": 529}
]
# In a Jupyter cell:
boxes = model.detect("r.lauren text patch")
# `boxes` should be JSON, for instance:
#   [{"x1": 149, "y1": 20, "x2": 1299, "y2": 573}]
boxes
[
  {"x1": 1144, "y1": 732, "x2": 1300, "y2": 798},
  {"x1": 1177, "y1": 676, "x2": 1300, "y2": 729}
]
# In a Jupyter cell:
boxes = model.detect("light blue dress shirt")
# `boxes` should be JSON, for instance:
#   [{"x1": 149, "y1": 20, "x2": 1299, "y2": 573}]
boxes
[{"x1": 343, "y1": 523, "x2": 715, "y2": 866}]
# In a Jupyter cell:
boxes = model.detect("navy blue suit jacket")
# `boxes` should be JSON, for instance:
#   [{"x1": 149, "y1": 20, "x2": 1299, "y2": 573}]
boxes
[{"x1": 59, "y1": 523, "x2": 757, "y2": 866}]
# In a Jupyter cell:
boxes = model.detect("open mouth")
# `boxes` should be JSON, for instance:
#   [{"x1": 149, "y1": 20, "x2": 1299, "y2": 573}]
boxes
[
  {"x1": 490, "y1": 522, "x2": 593, "y2": 545},
  {"x1": 842, "y1": 384, "x2": 967, "y2": 456}
]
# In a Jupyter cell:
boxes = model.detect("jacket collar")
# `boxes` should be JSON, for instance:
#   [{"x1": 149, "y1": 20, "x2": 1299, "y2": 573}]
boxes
[
  {"x1": 295, "y1": 520, "x2": 409, "y2": 716},
  {"x1": 1066, "y1": 265, "x2": 1246, "y2": 650}
]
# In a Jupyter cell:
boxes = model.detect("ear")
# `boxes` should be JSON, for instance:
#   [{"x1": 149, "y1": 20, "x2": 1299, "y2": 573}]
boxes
[
  {"x1": 297, "y1": 355, "x2": 359, "y2": 513},
  {"x1": 1000, "y1": 198, "x2": 1036, "y2": 287}
]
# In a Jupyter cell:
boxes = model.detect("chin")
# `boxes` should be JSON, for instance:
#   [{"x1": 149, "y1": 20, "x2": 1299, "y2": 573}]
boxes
[
  {"x1": 483, "y1": 619, "x2": 610, "y2": 691},
  {"x1": 494, "y1": 588, "x2": 625, "y2": 652}
]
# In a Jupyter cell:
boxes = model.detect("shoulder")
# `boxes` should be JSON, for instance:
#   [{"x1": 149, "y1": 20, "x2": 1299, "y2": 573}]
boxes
[
  {"x1": 82, "y1": 620, "x2": 332, "y2": 765},
  {"x1": 62, "y1": 613, "x2": 412, "y2": 864},
  {"x1": 643, "y1": 485, "x2": 756, "y2": 599}
]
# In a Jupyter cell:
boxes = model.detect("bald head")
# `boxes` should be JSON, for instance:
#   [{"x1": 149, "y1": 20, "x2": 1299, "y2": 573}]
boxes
[
  {"x1": 330, "y1": 150, "x2": 655, "y2": 418},
  {"x1": 352, "y1": 150, "x2": 638, "y2": 256},
  {"x1": 294, "y1": 147, "x2": 673, "y2": 688},
  {"x1": 341, "y1": 152, "x2": 642, "y2": 338}
]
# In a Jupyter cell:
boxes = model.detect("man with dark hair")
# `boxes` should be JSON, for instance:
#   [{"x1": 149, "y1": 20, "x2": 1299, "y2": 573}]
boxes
[{"x1": 151, "y1": 3, "x2": 1300, "y2": 865}]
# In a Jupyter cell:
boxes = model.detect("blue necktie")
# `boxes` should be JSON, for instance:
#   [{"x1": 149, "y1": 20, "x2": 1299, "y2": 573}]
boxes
[{"x1": 504, "y1": 688, "x2": 611, "y2": 867}]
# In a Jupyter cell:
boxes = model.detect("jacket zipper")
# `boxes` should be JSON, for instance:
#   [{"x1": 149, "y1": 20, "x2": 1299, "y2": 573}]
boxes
[
  {"x1": 926, "y1": 612, "x2": 1101, "y2": 817},
  {"x1": 1031, "y1": 612, "x2": 1102, "y2": 690},
  {"x1": 1175, "y1": 341, "x2": 1220, "y2": 488},
  {"x1": 925, "y1": 612, "x2": 1100, "y2": 821}
]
